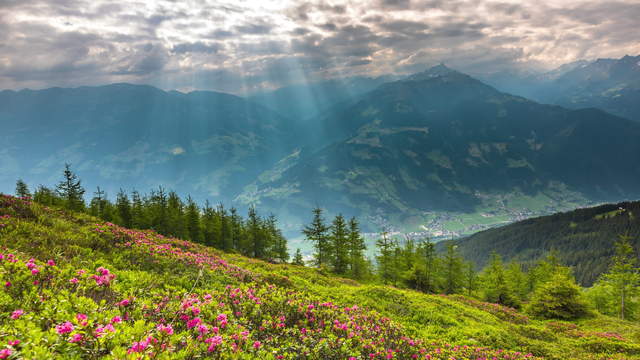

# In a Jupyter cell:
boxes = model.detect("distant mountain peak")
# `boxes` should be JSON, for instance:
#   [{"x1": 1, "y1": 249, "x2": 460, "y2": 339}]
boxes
[{"x1": 404, "y1": 64, "x2": 468, "y2": 82}]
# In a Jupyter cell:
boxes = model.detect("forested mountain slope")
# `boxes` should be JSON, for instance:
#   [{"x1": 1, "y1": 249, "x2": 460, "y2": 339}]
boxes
[{"x1": 441, "y1": 200, "x2": 640, "y2": 286}]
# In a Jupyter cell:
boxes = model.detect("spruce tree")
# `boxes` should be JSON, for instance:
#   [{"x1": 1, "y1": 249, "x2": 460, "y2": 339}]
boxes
[
  {"x1": 330, "y1": 214, "x2": 349, "y2": 274},
  {"x1": 302, "y1": 207, "x2": 330, "y2": 267},
  {"x1": 15, "y1": 179, "x2": 31, "y2": 198},
  {"x1": 292, "y1": 249, "x2": 305, "y2": 266},
  {"x1": 56, "y1": 163, "x2": 85, "y2": 211},
  {"x1": 247, "y1": 206, "x2": 264, "y2": 259},
  {"x1": 185, "y1": 195, "x2": 202, "y2": 243},
  {"x1": 116, "y1": 189, "x2": 132, "y2": 228},
  {"x1": 347, "y1": 217, "x2": 367, "y2": 279}
]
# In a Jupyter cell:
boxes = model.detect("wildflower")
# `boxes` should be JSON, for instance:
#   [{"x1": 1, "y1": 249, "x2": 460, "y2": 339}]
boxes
[
  {"x1": 56, "y1": 322, "x2": 74, "y2": 335},
  {"x1": 187, "y1": 317, "x2": 202, "y2": 329},
  {"x1": 10, "y1": 309, "x2": 24, "y2": 320},
  {"x1": 69, "y1": 278, "x2": 79, "y2": 284},
  {"x1": 157, "y1": 324, "x2": 174, "y2": 335},
  {"x1": 205, "y1": 336, "x2": 223, "y2": 352},
  {"x1": 0, "y1": 349, "x2": 12, "y2": 359},
  {"x1": 8, "y1": 340, "x2": 20, "y2": 346},
  {"x1": 117, "y1": 299, "x2": 131, "y2": 307},
  {"x1": 253, "y1": 341, "x2": 261, "y2": 349},
  {"x1": 217, "y1": 313, "x2": 228, "y2": 328},
  {"x1": 4, "y1": 281, "x2": 10, "y2": 288},
  {"x1": 31, "y1": 268, "x2": 40, "y2": 275},
  {"x1": 47, "y1": 259, "x2": 56, "y2": 266},
  {"x1": 110, "y1": 316, "x2": 122, "y2": 324},
  {"x1": 76, "y1": 313, "x2": 88, "y2": 326},
  {"x1": 69, "y1": 333, "x2": 83, "y2": 343}
]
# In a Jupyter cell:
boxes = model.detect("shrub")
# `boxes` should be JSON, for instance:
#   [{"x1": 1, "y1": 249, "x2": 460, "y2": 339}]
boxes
[{"x1": 527, "y1": 273, "x2": 590, "y2": 320}]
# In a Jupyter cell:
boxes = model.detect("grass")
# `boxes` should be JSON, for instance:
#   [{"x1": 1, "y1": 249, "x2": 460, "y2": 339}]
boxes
[{"x1": 0, "y1": 195, "x2": 639, "y2": 359}]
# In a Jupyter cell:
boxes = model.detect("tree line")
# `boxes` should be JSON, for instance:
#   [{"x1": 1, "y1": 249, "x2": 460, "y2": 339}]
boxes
[
  {"x1": 14, "y1": 165, "x2": 640, "y2": 321},
  {"x1": 15, "y1": 165, "x2": 289, "y2": 263}
]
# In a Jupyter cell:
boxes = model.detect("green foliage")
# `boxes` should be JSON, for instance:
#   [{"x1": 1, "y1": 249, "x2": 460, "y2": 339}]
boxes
[
  {"x1": 1, "y1": 195, "x2": 640, "y2": 359},
  {"x1": 482, "y1": 253, "x2": 520, "y2": 308},
  {"x1": 527, "y1": 272, "x2": 590, "y2": 320},
  {"x1": 588, "y1": 235, "x2": 640, "y2": 320}
]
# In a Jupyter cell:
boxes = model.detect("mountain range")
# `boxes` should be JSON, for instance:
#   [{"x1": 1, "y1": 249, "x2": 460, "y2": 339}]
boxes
[
  {"x1": 483, "y1": 55, "x2": 640, "y2": 122},
  {"x1": 2, "y1": 56, "x2": 640, "y2": 239}
]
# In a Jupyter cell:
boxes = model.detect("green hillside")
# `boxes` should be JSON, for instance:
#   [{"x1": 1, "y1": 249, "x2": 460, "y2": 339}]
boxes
[
  {"x1": 442, "y1": 200, "x2": 640, "y2": 286},
  {"x1": 1, "y1": 195, "x2": 640, "y2": 359}
]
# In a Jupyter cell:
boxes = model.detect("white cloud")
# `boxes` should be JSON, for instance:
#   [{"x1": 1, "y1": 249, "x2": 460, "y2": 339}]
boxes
[
  {"x1": 170, "y1": 146, "x2": 185, "y2": 155},
  {"x1": 0, "y1": 0, "x2": 638, "y2": 92}
]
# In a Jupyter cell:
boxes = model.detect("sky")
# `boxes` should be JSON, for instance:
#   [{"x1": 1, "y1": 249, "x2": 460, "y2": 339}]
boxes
[{"x1": 1, "y1": 0, "x2": 639, "y2": 94}]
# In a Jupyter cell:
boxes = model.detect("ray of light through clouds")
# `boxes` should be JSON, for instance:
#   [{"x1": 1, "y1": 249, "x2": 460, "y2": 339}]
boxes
[{"x1": 1, "y1": 0, "x2": 639, "y2": 93}]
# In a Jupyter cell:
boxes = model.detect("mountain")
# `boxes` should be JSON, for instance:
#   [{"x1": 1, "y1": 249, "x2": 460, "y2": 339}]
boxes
[
  {"x1": 439, "y1": 200, "x2": 640, "y2": 286},
  {"x1": 3, "y1": 195, "x2": 640, "y2": 359},
  {"x1": 238, "y1": 65, "x2": 640, "y2": 235},
  {"x1": 248, "y1": 75, "x2": 397, "y2": 122},
  {"x1": 0, "y1": 83, "x2": 297, "y2": 203},
  {"x1": 543, "y1": 55, "x2": 640, "y2": 121},
  {"x1": 484, "y1": 55, "x2": 640, "y2": 121}
]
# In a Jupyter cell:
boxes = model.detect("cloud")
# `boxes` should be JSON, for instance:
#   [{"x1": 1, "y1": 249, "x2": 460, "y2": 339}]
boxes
[{"x1": 0, "y1": 0, "x2": 638, "y2": 93}]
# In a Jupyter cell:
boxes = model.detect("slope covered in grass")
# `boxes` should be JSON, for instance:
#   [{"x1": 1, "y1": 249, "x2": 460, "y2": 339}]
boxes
[{"x1": 0, "y1": 194, "x2": 638, "y2": 359}]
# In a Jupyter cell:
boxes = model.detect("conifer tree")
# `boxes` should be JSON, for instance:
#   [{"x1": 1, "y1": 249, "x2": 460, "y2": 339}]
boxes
[
  {"x1": 116, "y1": 189, "x2": 132, "y2": 228},
  {"x1": 482, "y1": 252, "x2": 519, "y2": 308},
  {"x1": 528, "y1": 272, "x2": 589, "y2": 319},
  {"x1": 185, "y1": 195, "x2": 202, "y2": 243},
  {"x1": 267, "y1": 215, "x2": 289, "y2": 262},
  {"x1": 330, "y1": 214, "x2": 349, "y2": 274},
  {"x1": 56, "y1": 163, "x2": 85, "y2": 211},
  {"x1": 347, "y1": 217, "x2": 367, "y2": 279},
  {"x1": 15, "y1": 179, "x2": 31, "y2": 198},
  {"x1": 89, "y1": 186, "x2": 107, "y2": 218},
  {"x1": 292, "y1": 249, "x2": 305, "y2": 266},
  {"x1": 247, "y1": 206, "x2": 264, "y2": 259},
  {"x1": 302, "y1": 207, "x2": 331, "y2": 267},
  {"x1": 602, "y1": 235, "x2": 640, "y2": 320},
  {"x1": 376, "y1": 230, "x2": 396, "y2": 284},
  {"x1": 419, "y1": 238, "x2": 439, "y2": 293},
  {"x1": 442, "y1": 243, "x2": 464, "y2": 295}
]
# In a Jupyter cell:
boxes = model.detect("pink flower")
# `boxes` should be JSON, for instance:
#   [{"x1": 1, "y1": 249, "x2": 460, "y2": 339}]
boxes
[
  {"x1": 31, "y1": 268, "x2": 40, "y2": 275},
  {"x1": 117, "y1": 299, "x2": 131, "y2": 307},
  {"x1": 56, "y1": 322, "x2": 74, "y2": 335},
  {"x1": 4, "y1": 281, "x2": 10, "y2": 288},
  {"x1": 69, "y1": 278, "x2": 79, "y2": 284},
  {"x1": 205, "y1": 336, "x2": 223, "y2": 352},
  {"x1": 157, "y1": 324, "x2": 174, "y2": 335},
  {"x1": 307, "y1": 304, "x2": 315, "y2": 310},
  {"x1": 69, "y1": 333, "x2": 83, "y2": 343},
  {"x1": 216, "y1": 313, "x2": 228, "y2": 328},
  {"x1": 253, "y1": 341, "x2": 261, "y2": 349},
  {"x1": 187, "y1": 317, "x2": 202, "y2": 329},
  {"x1": 47, "y1": 259, "x2": 56, "y2": 266},
  {"x1": 10, "y1": 309, "x2": 24, "y2": 320},
  {"x1": 110, "y1": 316, "x2": 122, "y2": 324},
  {"x1": 0, "y1": 349, "x2": 12, "y2": 359},
  {"x1": 76, "y1": 313, "x2": 88, "y2": 326},
  {"x1": 8, "y1": 340, "x2": 20, "y2": 346}
]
